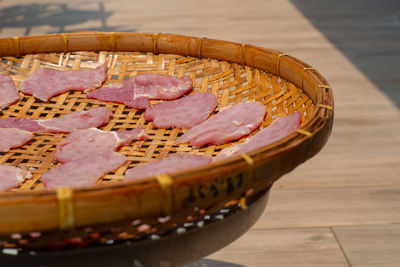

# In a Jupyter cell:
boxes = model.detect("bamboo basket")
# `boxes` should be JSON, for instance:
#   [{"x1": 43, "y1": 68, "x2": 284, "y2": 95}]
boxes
[{"x1": 0, "y1": 32, "x2": 333, "y2": 251}]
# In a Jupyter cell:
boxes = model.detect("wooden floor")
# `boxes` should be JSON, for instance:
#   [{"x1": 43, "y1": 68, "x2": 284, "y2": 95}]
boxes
[{"x1": 0, "y1": 0, "x2": 399, "y2": 266}]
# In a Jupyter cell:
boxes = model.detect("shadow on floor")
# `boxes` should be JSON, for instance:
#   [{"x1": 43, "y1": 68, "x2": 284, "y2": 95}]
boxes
[
  {"x1": 0, "y1": 2, "x2": 135, "y2": 35},
  {"x1": 185, "y1": 258, "x2": 245, "y2": 267},
  {"x1": 290, "y1": 0, "x2": 400, "y2": 107}
]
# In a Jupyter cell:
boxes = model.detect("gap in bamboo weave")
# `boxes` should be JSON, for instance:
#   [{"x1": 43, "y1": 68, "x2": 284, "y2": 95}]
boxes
[{"x1": 0, "y1": 51, "x2": 314, "y2": 192}]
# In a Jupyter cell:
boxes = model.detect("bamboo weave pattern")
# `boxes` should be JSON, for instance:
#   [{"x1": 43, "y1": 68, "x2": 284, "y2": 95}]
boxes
[{"x1": 0, "y1": 51, "x2": 314, "y2": 192}]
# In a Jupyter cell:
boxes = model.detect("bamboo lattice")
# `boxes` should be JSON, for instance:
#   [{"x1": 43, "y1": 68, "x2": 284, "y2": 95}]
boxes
[{"x1": 0, "y1": 51, "x2": 314, "y2": 192}]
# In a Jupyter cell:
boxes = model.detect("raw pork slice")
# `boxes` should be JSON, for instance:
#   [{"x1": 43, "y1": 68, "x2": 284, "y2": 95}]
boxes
[
  {"x1": 132, "y1": 74, "x2": 193, "y2": 100},
  {"x1": 0, "y1": 164, "x2": 32, "y2": 191},
  {"x1": 0, "y1": 128, "x2": 33, "y2": 152},
  {"x1": 0, "y1": 107, "x2": 111, "y2": 133},
  {"x1": 215, "y1": 112, "x2": 302, "y2": 161},
  {"x1": 39, "y1": 107, "x2": 111, "y2": 133},
  {"x1": 20, "y1": 65, "x2": 107, "y2": 101},
  {"x1": 144, "y1": 92, "x2": 217, "y2": 129},
  {"x1": 0, "y1": 74, "x2": 20, "y2": 110},
  {"x1": 125, "y1": 154, "x2": 212, "y2": 181},
  {"x1": 0, "y1": 118, "x2": 44, "y2": 133},
  {"x1": 41, "y1": 151, "x2": 126, "y2": 189},
  {"x1": 176, "y1": 101, "x2": 266, "y2": 147},
  {"x1": 87, "y1": 79, "x2": 151, "y2": 110},
  {"x1": 54, "y1": 126, "x2": 147, "y2": 163}
]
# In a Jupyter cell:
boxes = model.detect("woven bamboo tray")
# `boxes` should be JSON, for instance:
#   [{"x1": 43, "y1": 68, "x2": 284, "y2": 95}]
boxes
[{"x1": 0, "y1": 32, "x2": 333, "y2": 250}]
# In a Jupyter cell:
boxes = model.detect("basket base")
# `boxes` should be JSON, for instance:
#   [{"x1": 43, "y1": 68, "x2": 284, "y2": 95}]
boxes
[{"x1": 1, "y1": 188, "x2": 269, "y2": 267}]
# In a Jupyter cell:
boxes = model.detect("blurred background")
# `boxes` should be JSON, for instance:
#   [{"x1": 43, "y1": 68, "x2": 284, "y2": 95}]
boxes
[{"x1": 0, "y1": 0, "x2": 399, "y2": 266}]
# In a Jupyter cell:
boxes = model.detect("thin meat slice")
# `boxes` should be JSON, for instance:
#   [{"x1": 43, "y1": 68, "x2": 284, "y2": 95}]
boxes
[
  {"x1": 87, "y1": 73, "x2": 192, "y2": 109},
  {"x1": 176, "y1": 101, "x2": 266, "y2": 147},
  {"x1": 20, "y1": 65, "x2": 107, "y2": 101},
  {"x1": 0, "y1": 107, "x2": 111, "y2": 133},
  {"x1": 39, "y1": 107, "x2": 111, "y2": 133},
  {"x1": 54, "y1": 126, "x2": 147, "y2": 163},
  {"x1": 0, "y1": 118, "x2": 44, "y2": 133},
  {"x1": 0, "y1": 164, "x2": 32, "y2": 191},
  {"x1": 87, "y1": 79, "x2": 151, "y2": 110},
  {"x1": 125, "y1": 154, "x2": 212, "y2": 181},
  {"x1": 132, "y1": 74, "x2": 193, "y2": 100},
  {"x1": 144, "y1": 92, "x2": 217, "y2": 129},
  {"x1": 215, "y1": 112, "x2": 302, "y2": 161},
  {"x1": 115, "y1": 127, "x2": 147, "y2": 144},
  {"x1": 0, "y1": 74, "x2": 20, "y2": 110},
  {"x1": 41, "y1": 151, "x2": 126, "y2": 189},
  {"x1": 0, "y1": 128, "x2": 33, "y2": 152}
]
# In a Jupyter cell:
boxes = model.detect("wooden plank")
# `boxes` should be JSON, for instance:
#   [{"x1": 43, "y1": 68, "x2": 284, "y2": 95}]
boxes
[
  {"x1": 186, "y1": 259, "x2": 245, "y2": 267},
  {"x1": 274, "y1": 110, "x2": 400, "y2": 190},
  {"x1": 195, "y1": 228, "x2": 349, "y2": 267},
  {"x1": 255, "y1": 187, "x2": 400, "y2": 229},
  {"x1": 274, "y1": 153, "x2": 400, "y2": 190},
  {"x1": 333, "y1": 224, "x2": 400, "y2": 267}
]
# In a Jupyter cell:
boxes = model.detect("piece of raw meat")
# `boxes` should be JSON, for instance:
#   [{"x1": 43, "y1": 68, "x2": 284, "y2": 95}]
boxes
[
  {"x1": 132, "y1": 74, "x2": 193, "y2": 100},
  {"x1": 0, "y1": 117, "x2": 45, "y2": 132},
  {"x1": 144, "y1": 92, "x2": 217, "y2": 129},
  {"x1": 41, "y1": 151, "x2": 126, "y2": 189},
  {"x1": 0, "y1": 164, "x2": 32, "y2": 191},
  {"x1": 176, "y1": 101, "x2": 266, "y2": 147},
  {"x1": 0, "y1": 128, "x2": 33, "y2": 152},
  {"x1": 39, "y1": 107, "x2": 111, "y2": 133},
  {"x1": 0, "y1": 107, "x2": 111, "y2": 133},
  {"x1": 215, "y1": 112, "x2": 302, "y2": 161},
  {"x1": 87, "y1": 73, "x2": 192, "y2": 109},
  {"x1": 87, "y1": 79, "x2": 151, "y2": 110},
  {"x1": 20, "y1": 65, "x2": 107, "y2": 101},
  {"x1": 54, "y1": 126, "x2": 147, "y2": 163},
  {"x1": 0, "y1": 74, "x2": 20, "y2": 110},
  {"x1": 125, "y1": 154, "x2": 212, "y2": 181}
]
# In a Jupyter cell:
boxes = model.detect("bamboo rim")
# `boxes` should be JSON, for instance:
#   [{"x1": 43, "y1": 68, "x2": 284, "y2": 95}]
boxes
[{"x1": 0, "y1": 32, "x2": 334, "y2": 236}]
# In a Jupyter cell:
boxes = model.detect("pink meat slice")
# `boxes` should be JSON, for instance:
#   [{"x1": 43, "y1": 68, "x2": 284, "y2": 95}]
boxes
[
  {"x1": 0, "y1": 164, "x2": 32, "y2": 191},
  {"x1": 0, "y1": 128, "x2": 33, "y2": 152},
  {"x1": 144, "y1": 92, "x2": 217, "y2": 129},
  {"x1": 20, "y1": 65, "x2": 107, "y2": 101},
  {"x1": 54, "y1": 126, "x2": 147, "y2": 163},
  {"x1": 41, "y1": 151, "x2": 126, "y2": 189},
  {"x1": 125, "y1": 154, "x2": 212, "y2": 181},
  {"x1": 87, "y1": 79, "x2": 151, "y2": 110},
  {"x1": 0, "y1": 74, "x2": 20, "y2": 110},
  {"x1": 39, "y1": 107, "x2": 111, "y2": 133},
  {"x1": 132, "y1": 74, "x2": 193, "y2": 100},
  {"x1": 0, "y1": 118, "x2": 44, "y2": 133},
  {"x1": 0, "y1": 107, "x2": 111, "y2": 133},
  {"x1": 176, "y1": 101, "x2": 266, "y2": 147},
  {"x1": 215, "y1": 112, "x2": 302, "y2": 161}
]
